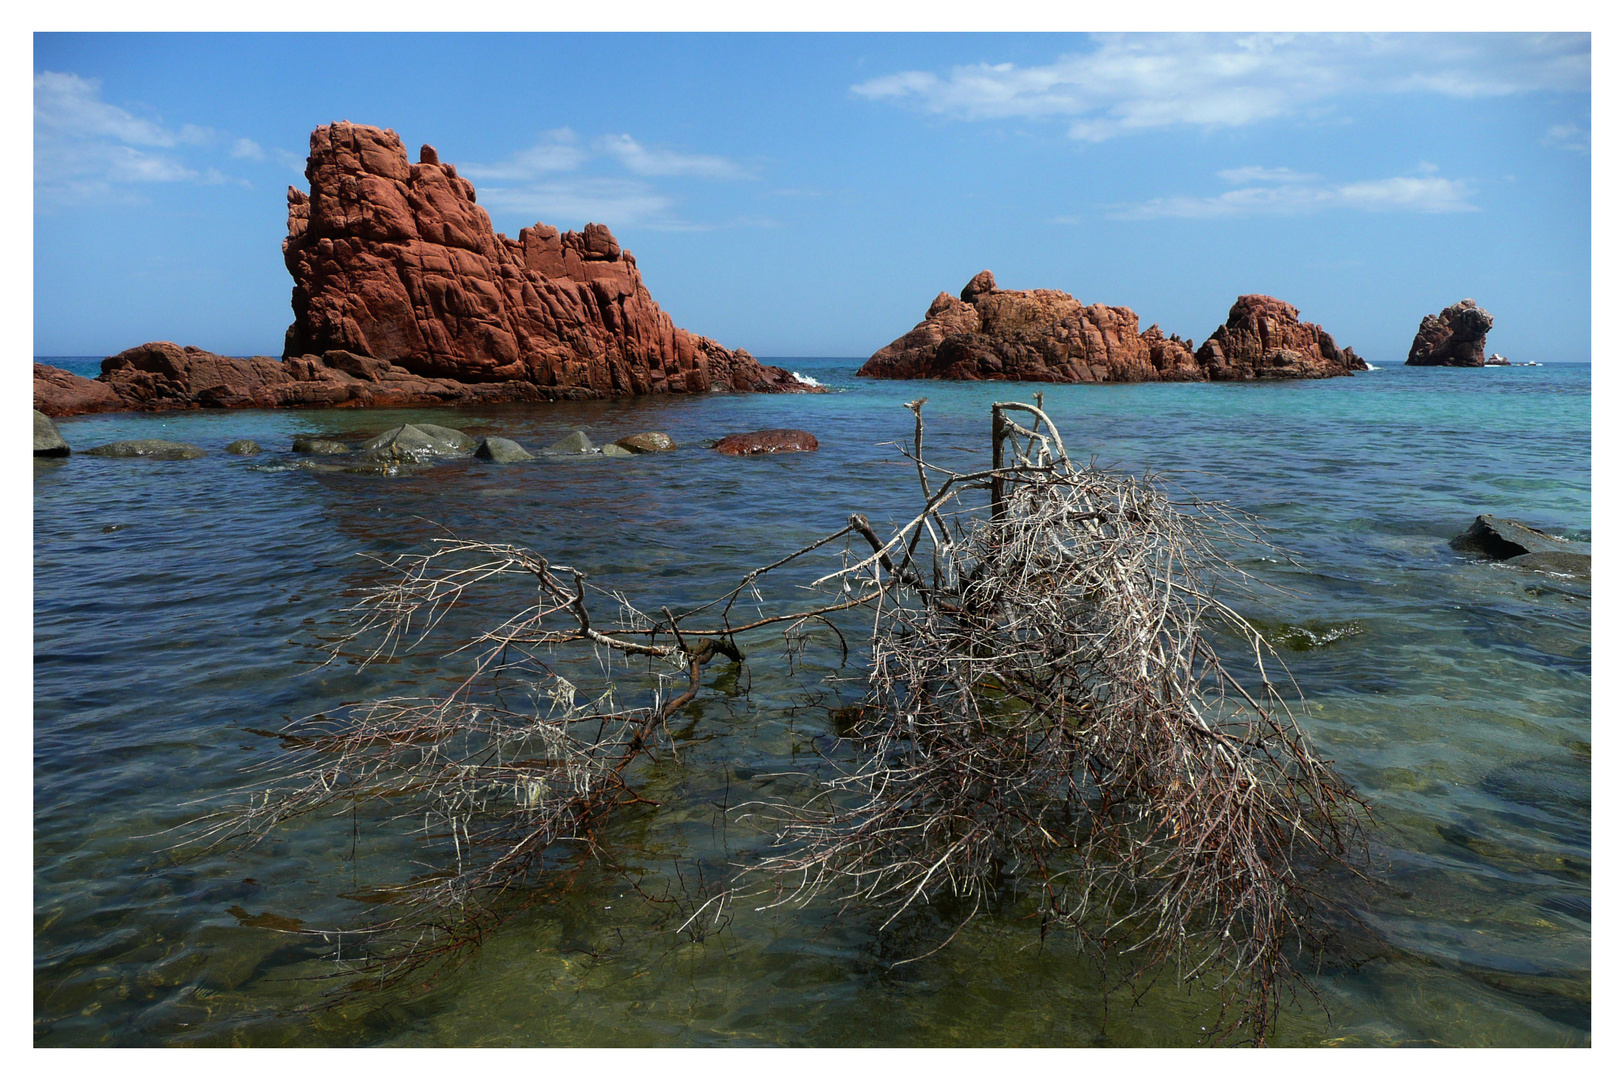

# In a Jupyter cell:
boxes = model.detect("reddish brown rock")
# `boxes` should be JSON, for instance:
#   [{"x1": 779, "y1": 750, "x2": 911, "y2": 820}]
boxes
[
  {"x1": 859, "y1": 274, "x2": 1365, "y2": 385},
  {"x1": 36, "y1": 122, "x2": 815, "y2": 418},
  {"x1": 1194, "y1": 295, "x2": 1368, "y2": 381},
  {"x1": 713, "y1": 429, "x2": 819, "y2": 455},
  {"x1": 33, "y1": 364, "x2": 124, "y2": 417},
  {"x1": 1405, "y1": 299, "x2": 1494, "y2": 367},
  {"x1": 283, "y1": 122, "x2": 804, "y2": 397},
  {"x1": 857, "y1": 271, "x2": 1203, "y2": 384}
]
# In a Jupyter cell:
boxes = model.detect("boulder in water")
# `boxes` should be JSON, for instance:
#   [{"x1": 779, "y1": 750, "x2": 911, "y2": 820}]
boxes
[
  {"x1": 360, "y1": 424, "x2": 470, "y2": 463},
  {"x1": 83, "y1": 439, "x2": 205, "y2": 460},
  {"x1": 291, "y1": 437, "x2": 350, "y2": 454},
  {"x1": 34, "y1": 410, "x2": 70, "y2": 456},
  {"x1": 713, "y1": 429, "x2": 819, "y2": 455},
  {"x1": 1450, "y1": 514, "x2": 1589, "y2": 578},
  {"x1": 544, "y1": 431, "x2": 596, "y2": 454},
  {"x1": 225, "y1": 439, "x2": 262, "y2": 455},
  {"x1": 474, "y1": 436, "x2": 534, "y2": 463},
  {"x1": 1407, "y1": 299, "x2": 1494, "y2": 367},
  {"x1": 600, "y1": 442, "x2": 634, "y2": 457},
  {"x1": 613, "y1": 432, "x2": 677, "y2": 453}
]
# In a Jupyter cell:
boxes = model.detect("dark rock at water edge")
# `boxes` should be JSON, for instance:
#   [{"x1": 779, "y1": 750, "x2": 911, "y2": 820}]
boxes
[
  {"x1": 34, "y1": 410, "x2": 70, "y2": 456},
  {"x1": 1407, "y1": 299, "x2": 1494, "y2": 367},
  {"x1": 1451, "y1": 514, "x2": 1589, "y2": 578},
  {"x1": 225, "y1": 439, "x2": 262, "y2": 456},
  {"x1": 474, "y1": 436, "x2": 534, "y2": 463},
  {"x1": 83, "y1": 439, "x2": 206, "y2": 460},
  {"x1": 714, "y1": 429, "x2": 819, "y2": 455},
  {"x1": 292, "y1": 437, "x2": 351, "y2": 455}
]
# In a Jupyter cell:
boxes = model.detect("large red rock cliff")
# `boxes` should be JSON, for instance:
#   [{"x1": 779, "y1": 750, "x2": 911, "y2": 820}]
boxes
[
  {"x1": 1404, "y1": 299, "x2": 1493, "y2": 367},
  {"x1": 35, "y1": 122, "x2": 806, "y2": 417},
  {"x1": 858, "y1": 273, "x2": 1366, "y2": 384}
]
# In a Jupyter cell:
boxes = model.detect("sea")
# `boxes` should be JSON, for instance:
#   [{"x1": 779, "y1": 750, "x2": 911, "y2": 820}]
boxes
[{"x1": 33, "y1": 355, "x2": 1591, "y2": 1047}]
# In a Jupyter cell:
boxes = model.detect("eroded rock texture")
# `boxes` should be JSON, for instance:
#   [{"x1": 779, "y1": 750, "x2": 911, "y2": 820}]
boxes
[
  {"x1": 35, "y1": 122, "x2": 807, "y2": 417},
  {"x1": 857, "y1": 271, "x2": 1202, "y2": 383},
  {"x1": 1406, "y1": 299, "x2": 1494, "y2": 367},
  {"x1": 1195, "y1": 295, "x2": 1368, "y2": 380},
  {"x1": 859, "y1": 274, "x2": 1366, "y2": 384}
]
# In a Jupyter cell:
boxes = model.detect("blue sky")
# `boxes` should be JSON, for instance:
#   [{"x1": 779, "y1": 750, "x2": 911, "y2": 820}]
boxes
[{"x1": 33, "y1": 32, "x2": 1591, "y2": 363}]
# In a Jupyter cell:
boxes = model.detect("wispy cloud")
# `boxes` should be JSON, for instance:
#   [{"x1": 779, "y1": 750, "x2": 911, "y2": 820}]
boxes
[
  {"x1": 231, "y1": 137, "x2": 266, "y2": 160},
  {"x1": 473, "y1": 178, "x2": 675, "y2": 228},
  {"x1": 460, "y1": 130, "x2": 753, "y2": 228},
  {"x1": 853, "y1": 33, "x2": 1589, "y2": 141},
  {"x1": 1108, "y1": 165, "x2": 1477, "y2": 219},
  {"x1": 35, "y1": 71, "x2": 213, "y2": 203},
  {"x1": 1541, "y1": 122, "x2": 1590, "y2": 153}
]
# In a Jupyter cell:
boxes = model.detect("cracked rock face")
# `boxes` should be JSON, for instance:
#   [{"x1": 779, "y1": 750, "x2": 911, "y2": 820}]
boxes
[
  {"x1": 1405, "y1": 299, "x2": 1495, "y2": 367},
  {"x1": 282, "y1": 122, "x2": 801, "y2": 397},
  {"x1": 859, "y1": 275, "x2": 1365, "y2": 384}
]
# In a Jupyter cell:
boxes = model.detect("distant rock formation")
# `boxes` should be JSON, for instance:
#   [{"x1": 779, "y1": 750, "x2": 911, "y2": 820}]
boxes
[
  {"x1": 35, "y1": 122, "x2": 810, "y2": 417},
  {"x1": 1406, "y1": 299, "x2": 1494, "y2": 367},
  {"x1": 857, "y1": 271, "x2": 1202, "y2": 383},
  {"x1": 1195, "y1": 295, "x2": 1368, "y2": 380},
  {"x1": 858, "y1": 273, "x2": 1365, "y2": 383}
]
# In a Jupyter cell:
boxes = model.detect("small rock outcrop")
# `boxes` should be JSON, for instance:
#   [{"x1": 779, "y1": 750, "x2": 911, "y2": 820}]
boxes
[
  {"x1": 360, "y1": 424, "x2": 473, "y2": 464},
  {"x1": 292, "y1": 437, "x2": 351, "y2": 454},
  {"x1": 1195, "y1": 295, "x2": 1368, "y2": 380},
  {"x1": 1450, "y1": 514, "x2": 1590, "y2": 578},
  {"x1": 713, "y1": 429, "x2": 819, "y2": 455},
  {"x1": 545, "y1": 431, "x2": 596, "y2": 455},
  {"x1": 225, "y1": 439, "x2": 262, "y2": 455},
  {"x1": 859, "y1": 274, "x2": 1364, "y2": 383},
  {"x1": 1407, "y1": 299, "x2": 1494, "y2": 367},
  {"x1": 83, "y1": 439, "x2": 205, "y2": 460},
  {"x1": 34, "y1": 410, "x2": 70, "y2": 456}
]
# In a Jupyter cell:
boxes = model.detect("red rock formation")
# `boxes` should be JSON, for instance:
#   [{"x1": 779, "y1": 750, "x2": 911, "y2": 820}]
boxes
[
  {"x1": 283, "y1": 122, "x2": 799, "y2": 397},
  {"x1": 857, "y1": 271, "x2": 1202, "y2": 384},
  {"x1": 36, "y1": 122, "x2": 811, "y2": 418},
  {"x1": 713, "y1": 429, "x2": 819, "y2": 455},
  {"x1": 859, "y1": 273, "x2": 1365, "y2": 384},
  {"x1": 1405, "y1": 299, "x2": 1493, "y2": 367},
  {"x1": 1195, "y1": 295, "x2": 1368, "y2": 380}
]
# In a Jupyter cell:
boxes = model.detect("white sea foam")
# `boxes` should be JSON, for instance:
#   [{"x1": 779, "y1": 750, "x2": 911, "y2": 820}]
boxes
[
  {"x1": 1363, "y1": 364, "x2": 1382, "y2": 371},
  {"x1": 791, "y1": 371, "x2": 824, "y2": 388}
]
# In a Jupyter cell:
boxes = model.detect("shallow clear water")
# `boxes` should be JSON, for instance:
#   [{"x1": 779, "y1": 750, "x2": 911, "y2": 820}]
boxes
[{"x1": 34, "y1": 357, "x2": 1589, "y2": 1046}]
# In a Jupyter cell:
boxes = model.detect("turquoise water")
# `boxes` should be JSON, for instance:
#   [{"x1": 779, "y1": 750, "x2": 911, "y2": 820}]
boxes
[{"x1": 34, "y1": 357, "x2": 1589, "y2": 1046}]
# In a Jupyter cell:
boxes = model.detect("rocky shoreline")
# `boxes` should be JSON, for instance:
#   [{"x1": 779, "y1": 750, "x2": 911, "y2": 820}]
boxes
[{"x1": 857, "y1": 271, "x2": 1367, "y2": 384}]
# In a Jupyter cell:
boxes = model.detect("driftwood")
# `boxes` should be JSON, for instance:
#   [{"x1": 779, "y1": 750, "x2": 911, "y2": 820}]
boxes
[{"x1": 189, "y1": 398, "x2": 1367, "y2": 1042}]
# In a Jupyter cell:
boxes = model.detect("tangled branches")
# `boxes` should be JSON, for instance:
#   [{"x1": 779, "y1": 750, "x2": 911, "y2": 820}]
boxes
[
  {"x1": 196, "y1": 398, "x2": 1366, "y2": 1041},
  {"x1": 757, "y1": 400, "x2": 1369, "y2": 1042}
]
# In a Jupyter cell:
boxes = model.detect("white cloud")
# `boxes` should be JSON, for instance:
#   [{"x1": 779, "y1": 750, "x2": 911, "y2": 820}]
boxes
[
  {"x1": 35, "y1": 70, "x2": 225, "y2": 204},
  {"x1": 459, "y1": 129, "x2": 589, "y2": 181},
  {"x1": 1541, "y1": 122, "x2": 1590, "y2": 153},
  {"x1": 1110, "y1": 165, "x2": 1476, "y2": 219},
  {"x1": 852, "y1": 33, "x2": 1589, "y2": 141},
  {"x1": 473, "y1": 178, "x2": 674, "y2": 227},
  {"x1": 596, "y1": 134, "x2": 749, "y2": 179},
  {"x1": 231, "y1": 138, "x2": 265, "y2": 160}
]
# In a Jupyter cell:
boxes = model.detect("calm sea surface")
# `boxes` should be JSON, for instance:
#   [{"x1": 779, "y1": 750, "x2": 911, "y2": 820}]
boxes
[{"x1": 34, "y1": 356, "x2": 1590, "y2": 1046}]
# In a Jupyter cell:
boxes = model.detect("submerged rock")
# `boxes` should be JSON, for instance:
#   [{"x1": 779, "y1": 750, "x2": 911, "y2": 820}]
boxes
[
  {"x1": 225, "y1": 439, "x2": 262, "y2": 456},
  {"x1": 83, "y1": 439, "x2": 205, "y2": 460},
  {"x1": 360, "y1": 424, "x2": 471, "y2": 463},
  {"x1": 613, "y1": 431, "x2": 677, "y2": 453},
  {"x1": 1450, "y1": 514, "x2": 1590, "y2": 578},
  {"x1": 474, "y1": 436, "x2": 534, "y2": 463},
  {"x1": 600, "y1": 442, "x2": 635, "y2": 457},
  {"x1": 714, "y1": 429, "x2": 819, "y2": 455},
  {"x1": 291, "y1": 437, "x2": 351, "y2": 454},
  {"x1": 1407, "y1": 299, "x2": 1494, "y2": 367},
  {"x1": 544, "y1": 430, "x2": 596, "y2": 455},
  {"x1": 34, "y1": 410, "x2": 70, "y2": 456}
]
